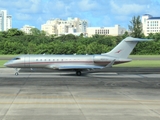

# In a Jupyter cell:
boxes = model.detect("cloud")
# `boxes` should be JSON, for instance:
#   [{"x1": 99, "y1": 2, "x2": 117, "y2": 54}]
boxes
[
  {"x1": 110, "y1": 0, "x2": 146, "y2": 15},
  {"x1": 15, "y1": 13, "x2": 32, "y2": 20},
  {"x1": 0, "y1": 0, "x2": 41, "y2": 13},
  {"x1": 43, "y1": 0, "x2": 72, "y2": 18},
  {"x1": 102, "y1": 16, "x2": 113, "y2": 27},
  {"x1": 1, "y1": 0, "x2": 160, "y2": 29},
  {"x1": 78, "y1": 0, "x2": 99, "y2": 11},
  {"x1": 0, "y1": 0, "x2": 42, "y2": 22}
]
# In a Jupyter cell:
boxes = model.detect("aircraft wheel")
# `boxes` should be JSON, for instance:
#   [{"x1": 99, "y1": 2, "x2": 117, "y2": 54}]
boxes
[
  {"x1": 15, "y1": 72, "x2": 19, "y2": 76},
  {"x1": 76, "y1": 71, "x2": 81, "y2": 76}
]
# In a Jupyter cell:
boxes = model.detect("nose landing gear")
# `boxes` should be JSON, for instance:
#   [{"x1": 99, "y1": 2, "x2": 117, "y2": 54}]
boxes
[
  {"x1": 14, "y1": 68, "x2": 19, "y2": 76},
  {"x1": 15, "y1": 72, "x2": 19, "y2": 76}
]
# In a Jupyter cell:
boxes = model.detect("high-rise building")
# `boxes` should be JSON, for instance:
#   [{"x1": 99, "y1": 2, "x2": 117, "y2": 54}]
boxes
[
  {"x1": 0, "y1": 10, "x2": 12, "y2": 31},
  {"x1": 142, "y1": 14, "x2": 160, "y2": 36},
  {"x1": 41, "y1": 17, "x2": 88, "y2": 36}
]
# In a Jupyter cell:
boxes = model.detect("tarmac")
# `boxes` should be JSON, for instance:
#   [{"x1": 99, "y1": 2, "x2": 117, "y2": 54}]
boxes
[{"x1": 0, "y1": 68, "x2": 160, "y2": 120}]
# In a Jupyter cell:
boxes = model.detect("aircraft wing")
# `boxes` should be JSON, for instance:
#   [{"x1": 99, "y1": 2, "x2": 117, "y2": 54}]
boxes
[
  {"x1": 46, "y1": 64, "x2": 104, "y2": 70},
  {"x1": 46, "y1": 60, "x2": 116, "y2": 70},
  {"x1": 59, "y1": 65, "x2": 104, "y2": 70}
]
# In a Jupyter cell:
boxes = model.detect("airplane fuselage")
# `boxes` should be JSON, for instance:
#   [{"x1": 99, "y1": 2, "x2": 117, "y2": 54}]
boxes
[{"x1": 5, "y1": 54, "x2": 130, "y2": 69}]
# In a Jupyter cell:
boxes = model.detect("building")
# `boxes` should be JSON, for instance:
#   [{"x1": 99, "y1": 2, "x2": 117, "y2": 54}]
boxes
[
  {"x1": 87, "y1": 25, "x2": 126, "y2": 37},
  {"x1": 0, "y1": 10, "x2": 12, "y2": 31},
  {"x1": 41, "y1": 19, "x2": 59, "y2": 35},
  {"x1": 41, "y1": 17, "x2": 88, "y2": 36},
  {"x1": 21, "y1": 25, "x2": 35, "y2": 34},
  {"x1": 142, "y1": 14, "x2": 160, "y2": 36}
]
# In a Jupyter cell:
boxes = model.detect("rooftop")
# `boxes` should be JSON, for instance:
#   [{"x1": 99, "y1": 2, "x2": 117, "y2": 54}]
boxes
[
  {"x1": 143, "y1": 14, "x2": 152, "y2": 16},
  {"x1": 148, "y1": 17, "x2": 160, "y2": 20}
]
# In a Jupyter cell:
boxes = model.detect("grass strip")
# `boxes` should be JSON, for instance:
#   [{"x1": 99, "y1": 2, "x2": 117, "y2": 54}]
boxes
[
  {"x1": 0, "y1": 55, "x2": 17, "y2": 58},
  {"x1": 114, "y1": 60, "x2": 160, "y2": 67},
  {"x1": 129, "y1": 55, "x2": 160, "y2": 58},
  {"x1": 0, "y1": 60, "x2": 8, "y2": 68}
]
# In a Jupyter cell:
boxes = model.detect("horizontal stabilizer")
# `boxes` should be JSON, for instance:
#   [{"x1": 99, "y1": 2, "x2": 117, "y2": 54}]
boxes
[{"x1": 124, "y1": 37, "x2": 153, "y2": 42}]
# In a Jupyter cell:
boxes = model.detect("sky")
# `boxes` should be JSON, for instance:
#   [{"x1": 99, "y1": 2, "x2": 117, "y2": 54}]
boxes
[{"x1": 0, "y1": 0, "x2": 160, "y2": 29}]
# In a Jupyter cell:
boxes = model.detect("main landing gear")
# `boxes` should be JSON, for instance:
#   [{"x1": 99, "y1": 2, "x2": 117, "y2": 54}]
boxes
[{"x1": 76, "y1": 70, "x2": 82, "y2": 76}]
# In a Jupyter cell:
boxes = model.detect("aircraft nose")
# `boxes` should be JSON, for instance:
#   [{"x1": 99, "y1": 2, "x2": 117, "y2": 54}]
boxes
[
  {"x1": 4, "y1": 62, "x2": 8, "y2": 67},
  {"x1": 4, "y1": 62, "x2": 11, "y2": 67}
]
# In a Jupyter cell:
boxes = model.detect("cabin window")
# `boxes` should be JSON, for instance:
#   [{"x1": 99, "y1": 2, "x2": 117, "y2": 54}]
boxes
[
  {"x1": 49, "y1": 59, "x2": 50, "y2": 61},
  {"x1": 36, "y1": 59, "x2": 38, "y2": 61}
]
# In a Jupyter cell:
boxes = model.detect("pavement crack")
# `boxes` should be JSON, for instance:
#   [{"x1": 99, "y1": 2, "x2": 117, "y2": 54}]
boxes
[
  {"x1": 150, "y1": 109, "x2": 160, "y2": 117},
  {"x1": 65, "y1": 80, "x2": 88, "y2": 120},
  {"x1": 2, "y1": 89, "x2": 21, "y2": 120}
]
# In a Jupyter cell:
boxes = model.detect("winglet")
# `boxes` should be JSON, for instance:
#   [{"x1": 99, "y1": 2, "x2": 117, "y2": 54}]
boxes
[{"x1": 105, "y1": 59, "x2": 116, "y2": 68}]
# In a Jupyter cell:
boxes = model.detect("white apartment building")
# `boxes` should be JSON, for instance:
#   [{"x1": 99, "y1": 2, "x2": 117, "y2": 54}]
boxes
[
  {"x1": 0, "y1": 10, "x2": 12, "y2": 31},
  {"x1": 21, "y1": 25, "x2": 35, "y2": 34},
  {"x1": 41, "y1": 18, "x2": 88, "y2": 36},
  {"x1": 87, "y1": 25, "x2": 126, "y2": 37},
  {"x1": 142, "y1": 14, "x2": 160, "y2": 36}
]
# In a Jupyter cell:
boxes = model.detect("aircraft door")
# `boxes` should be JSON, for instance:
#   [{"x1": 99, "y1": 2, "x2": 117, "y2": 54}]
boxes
[{"x1": 24, "y1": 56, "x2": 30, "y2": 67}]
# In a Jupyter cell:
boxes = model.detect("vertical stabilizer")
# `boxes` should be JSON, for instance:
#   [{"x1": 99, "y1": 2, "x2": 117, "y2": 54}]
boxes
[{"x1": 103, "y1": 37, "x2": 152, "y2": 58}]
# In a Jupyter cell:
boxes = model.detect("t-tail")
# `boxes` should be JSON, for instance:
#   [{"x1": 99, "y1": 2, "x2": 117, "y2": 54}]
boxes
[{"x1": 102, "y1": 37, "x2": 152, "y2": 58}]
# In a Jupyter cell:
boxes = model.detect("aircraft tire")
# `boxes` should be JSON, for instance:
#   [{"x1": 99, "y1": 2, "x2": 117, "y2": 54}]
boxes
[
  {"x1": 76, "y1": 71, "x2": 81, "y2": 76},
  {"x1": 15, "y1": 72, "x2": 19, "y2": 76}
]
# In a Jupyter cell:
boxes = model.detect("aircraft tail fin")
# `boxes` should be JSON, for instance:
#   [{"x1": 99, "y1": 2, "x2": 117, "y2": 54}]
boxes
[{"x1": 102, "y1": 37, "x2": 152, "y2": 58}]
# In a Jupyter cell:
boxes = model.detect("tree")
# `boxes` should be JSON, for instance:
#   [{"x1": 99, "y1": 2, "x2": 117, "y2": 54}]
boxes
[
  {"x1": 128, "y1": 16, "x2": 143, "y2": 38},
  {"x1": 7, "y1": 28, "x2": 24, "y2": 37},
  {"x1": 30, "y1": 28, "x2": 41, "y2": 36},
  {"x1": 122, "y1": 31, "x2": 130, "y2": 38},
  {"x1": 0, "y1": 31, "x2": 7, "y2": 38},
  {"x1": 40, "y1": 30, "x2": 47, "y2": 36}
]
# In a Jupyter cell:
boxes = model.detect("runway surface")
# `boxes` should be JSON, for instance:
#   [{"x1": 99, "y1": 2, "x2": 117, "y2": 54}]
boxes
[{"x1": 0, "y1": 68, "x2": 160, "y2": 120}]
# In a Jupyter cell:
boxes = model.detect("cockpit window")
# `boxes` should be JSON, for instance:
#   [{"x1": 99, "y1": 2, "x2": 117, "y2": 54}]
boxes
[{"x1": 12, "y1": 58, "x2": 21, "y2": 60}]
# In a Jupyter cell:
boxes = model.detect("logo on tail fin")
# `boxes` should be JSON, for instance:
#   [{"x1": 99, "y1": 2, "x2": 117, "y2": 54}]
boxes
[{"x1": 115, "y1": 49, "x2": 122, "y2": 53}]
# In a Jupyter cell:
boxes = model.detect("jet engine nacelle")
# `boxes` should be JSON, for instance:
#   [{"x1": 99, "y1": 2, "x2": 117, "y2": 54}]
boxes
[{"x1": 93, "y1": 55, "x2": 112, "y2": 62}]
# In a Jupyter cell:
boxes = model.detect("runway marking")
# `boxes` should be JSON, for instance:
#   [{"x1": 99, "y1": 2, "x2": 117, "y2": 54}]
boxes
[
  {"x1": 0, "y1": 94, "x2": 160, "y2": 103},
  {"x1": 0, "y1": 74, "x2": 152, "y2": 78},
  {"x1": 137, "y1": 74, "x2": 148, "y2": 78},
  {"x1": 0, "y1": 101, "x2": 160, "y2": 105},
  {"x1": 1, "y1": 72, "x2": 160, "y2": 78}
]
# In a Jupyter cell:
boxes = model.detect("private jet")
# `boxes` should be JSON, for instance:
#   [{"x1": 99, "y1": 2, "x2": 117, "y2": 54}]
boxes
[{"x1": 4, "y1": 37, "x2": 152, "y2": 76}]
